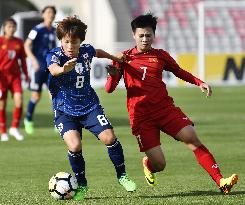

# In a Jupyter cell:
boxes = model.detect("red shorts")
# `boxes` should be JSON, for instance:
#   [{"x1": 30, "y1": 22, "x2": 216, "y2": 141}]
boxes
[
  {"x1": 0, "y1": 75, "x2": 22, "y2": 100},
  {"x1": 131, "y1": 105, "x2": 193, "y2": 152}
]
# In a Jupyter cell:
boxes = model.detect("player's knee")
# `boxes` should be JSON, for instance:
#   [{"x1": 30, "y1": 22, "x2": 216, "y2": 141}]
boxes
[
  {"x1": 154, "y1": 161, "x2": 166, "y2": 172},
  {"x1": 99, "y1": 129, "x2": 116, "y2": 145},
  {"x1": 103, "y1": 136, "x2": 116, "y2": 145},
  {"x1": 68, "y1": 143, "x2": 81, "y2": 152}
]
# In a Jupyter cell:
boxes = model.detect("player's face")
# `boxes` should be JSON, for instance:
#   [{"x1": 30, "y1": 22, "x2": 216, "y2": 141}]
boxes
[
  {"x1": 61, "y1": 35, "x2": 82, "y2": 58},
  {"x1": 133, "y1": 27, "x2": 154, "y2": 52},
  {"x1": 42, "y1": 8, "x2": 55, "y2": 24},
  {"x1": 4, "y1": 22, "x2": 16, "y2": 38}
]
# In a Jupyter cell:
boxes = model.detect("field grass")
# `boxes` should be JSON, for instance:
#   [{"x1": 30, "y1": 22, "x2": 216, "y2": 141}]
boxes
[{"x1": 0, "y1": 86, "x2": 244, "y2": 205}]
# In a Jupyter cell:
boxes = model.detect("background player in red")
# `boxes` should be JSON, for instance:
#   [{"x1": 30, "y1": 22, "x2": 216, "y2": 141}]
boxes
[
  {"x1": 0, "y1": 18, "x2": 28, "y2": 141},
  {"x1": 105, "y1": 13, "x2": 238, "y2": 194}
]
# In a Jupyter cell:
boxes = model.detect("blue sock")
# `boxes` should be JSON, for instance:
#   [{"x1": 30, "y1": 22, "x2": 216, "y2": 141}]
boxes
[
  {"x1": 68, "y1": 150, "x2": 87, "y2": 186},
  {"x1": 107, "y1": 138, "x2": 126, "y2": 179},
  {"x1": 26, "y1": 98, "x2": 37, "y2": 121}
]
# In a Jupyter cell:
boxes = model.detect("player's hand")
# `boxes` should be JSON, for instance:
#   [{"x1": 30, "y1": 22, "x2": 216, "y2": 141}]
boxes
[
  {"x1": 63, "y1": 58, "x2": 77, "y2": 73},
  {"x1": 115, "y1": 52, "x2": 126, "y2": 62},
  {"x1": 199, "y1": 82, "x2": 212, "y2": 97},
  {"x1": 106, "y1": 65, "x2": 120, "y2": 76},
  {"x1": 112, "y1": 52, "x2": 126, "y2": 63},
  {"x1": 32, "y1": 59, "x2": 40, "y2": 71}
]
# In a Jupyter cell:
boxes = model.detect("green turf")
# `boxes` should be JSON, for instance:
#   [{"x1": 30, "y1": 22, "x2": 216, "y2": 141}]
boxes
[{"x1": 0, "y1": 86, "x2": 244, "y2": 204}]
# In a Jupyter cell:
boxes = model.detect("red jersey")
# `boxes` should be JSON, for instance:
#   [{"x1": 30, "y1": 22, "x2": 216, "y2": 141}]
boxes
[
  {"x1": 105, "y1": 47, "x2": 203, "y2": 119},
  {"x1": 0, "y1": 36, "x2": 28, "y2": 79}
]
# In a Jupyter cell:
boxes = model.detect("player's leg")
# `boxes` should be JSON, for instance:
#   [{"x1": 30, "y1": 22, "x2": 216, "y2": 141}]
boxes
[
  {"x1": 54, "y1": 110, "x2": 87, "y2": 200},
  {"x1": 9, "y1": 92, "x2": 24, "y2": 141},
  {"x1": 0, "y1": 97, "x2": 8, "y2": 141},
  {"x1": 85, "y1": 106, "x2": 136, "y2": 192},
  {"x1": 9, "y1": 78, "x2": 24, "y2": 140},
  {"x1": 98, "y1": 128, "x2": 136, "y2": 192},
  {"x1": 132, "y1": 120, "x2": 164, "y2": 186},
  {"x1": 143, "y1": 146, "x2": 166, "y2": 187},
  {"x1": 24, "y1": 69, "x2": 43, "y2": 134},
  {"x1": 175, "y1": 125, "x2": 238, "y2": 194}
]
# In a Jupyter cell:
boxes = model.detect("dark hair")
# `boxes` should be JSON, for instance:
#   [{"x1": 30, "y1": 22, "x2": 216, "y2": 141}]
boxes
[
  {"x1": 56, "y1": 16, "x2": 87, "y2": 41},
  {"x1": 131, "y1": 13, "x2": 158, "y2": 35},
  {"x1": 42, "y1": 5, "x2": 56, "y2": 15},
  {"x1": 3, "y1": 18, "x2": 17, "y2": 27}
]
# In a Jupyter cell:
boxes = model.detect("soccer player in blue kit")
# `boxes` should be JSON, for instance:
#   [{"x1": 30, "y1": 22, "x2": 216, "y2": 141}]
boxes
[
  {"x1": 24, "y1": 6, "x2": 57, "y2": 134},
  {"x1": 46, "y1": 16, "x2": 136, "y2": 200}
]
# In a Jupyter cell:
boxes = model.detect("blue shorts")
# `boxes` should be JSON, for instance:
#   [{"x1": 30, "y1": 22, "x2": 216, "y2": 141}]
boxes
[
  {"x1": 54, "y1": 106, "x2": 113, "y2": 139},
  {"x1": 29, "y1": 69, "x2": 49, "y2": 92}
]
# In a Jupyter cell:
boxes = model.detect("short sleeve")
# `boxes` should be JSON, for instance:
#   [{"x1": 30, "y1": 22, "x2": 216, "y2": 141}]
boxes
[
  {"x1": 46, "y1": 51, "x2": 60, "y2": 68},
  {"x1": 28, "y1": 28, "x2": 38, "y2": 40}
]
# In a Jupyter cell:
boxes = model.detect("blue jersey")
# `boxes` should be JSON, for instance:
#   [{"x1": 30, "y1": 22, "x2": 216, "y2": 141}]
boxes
[
  {"x1": 46, "y1": 44, "x2": 101, "y2": 116},
  {"x1": 28, "y1": 23, "x2": 56, "y2": 70}
]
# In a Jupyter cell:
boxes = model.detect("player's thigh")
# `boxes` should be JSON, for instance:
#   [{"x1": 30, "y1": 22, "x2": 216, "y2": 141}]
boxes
[
  {"x1": 54, "y1": 110, "x2": 82, "y2": 151},
  {"x1": 159, "y1": 106, "x2": 193, "y2": 139},
  {"x1": 0, "y1": 99, "x2": 7, "y2": 110},
  {"x1": 84, "y1": 106, "x2": 113, "y2": 144},
  {"x1": 175, "y1": 125, "x2": 202, "y2": 150},
  {"x1": 0, "y1": 79, "x2": 8, "y2": 103},
  {"x1": 63, "y1": 130, "x2": 82, "y2": 152},
  {"x1": 132, "y1": 120, "x2": 161, "y2": 152},
  {"x1": 12, "y1": 92, "x2": 23, "y2": 107},
  {"x1": 9, "y1": 78, "x2": 23, "y2": 107}
]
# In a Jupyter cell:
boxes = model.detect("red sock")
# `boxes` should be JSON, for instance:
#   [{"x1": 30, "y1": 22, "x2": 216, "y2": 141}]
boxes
[
  {"x1": 0, "y1": 109, "x2": 7, "y2": 133},
  {"x1": 145, "y1": 157, "x2": 155, "y2": 173},
  {"x1": 11, "y1": 107, "x2": 22, "y2": 128},
  {"x1": 194, "y1": 144, "x2": 223, "y2": 186}
]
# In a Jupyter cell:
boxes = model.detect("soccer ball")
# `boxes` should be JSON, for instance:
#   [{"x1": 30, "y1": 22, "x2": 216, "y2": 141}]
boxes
[{"x1": 48, "y1": 172, "x2": 78, "y2": 200}]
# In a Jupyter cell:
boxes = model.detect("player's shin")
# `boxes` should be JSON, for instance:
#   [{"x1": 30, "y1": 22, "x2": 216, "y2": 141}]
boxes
[
  {"x1": 67, "y1": 150, "x2": 87, "y2": 186},
  {"x1": 106, "y1": 138, "x2": 126, "y2": 178},
  {"x1": 11, "y1": 107, "x2": 22, "y2": 128},
  {"x1": 26, "y1": 98, "x2": 37, "y2": 121},
  {"x1": 194, "y1": 144, "x2": 223, "y2": 186}
]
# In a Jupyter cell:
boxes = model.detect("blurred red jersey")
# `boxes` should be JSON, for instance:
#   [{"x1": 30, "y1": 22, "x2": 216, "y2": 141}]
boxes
[
  {"x1": 105, "y1": 47, "x2": 203, "y2": 119},
  {"x1": 0, "y1": 36, "x2": 28, "y2": 78}
]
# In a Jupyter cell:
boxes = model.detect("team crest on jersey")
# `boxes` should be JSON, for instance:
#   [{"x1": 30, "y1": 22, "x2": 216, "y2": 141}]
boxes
[
  {"x1": 14, "y1": 44, "x2": 21, "y2": 50},
  {"x1": 75, "y1": 63, "x2": 84, "y2": 74},
  {"x1": 148, "y1": 58, "x2": 158, "y2": 63},
  {"x1": 8, "y1": 50, "x2": 16, "y2": 59},
  {"x1": 1, "y1": 44, "x2": 7, "y2": 49}
]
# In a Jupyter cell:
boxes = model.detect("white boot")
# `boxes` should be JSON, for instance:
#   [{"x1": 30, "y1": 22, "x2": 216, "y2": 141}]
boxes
[
  {"x1": 1, "y1": 133, "x2": 9, "y2": 141},
  {"x1": 9, "y1": 127, "x2": 24, "y2": 141}
]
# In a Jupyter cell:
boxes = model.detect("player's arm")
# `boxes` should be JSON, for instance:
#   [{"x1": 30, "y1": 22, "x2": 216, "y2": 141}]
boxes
[
  {"x1": 105, "y1": 60, "x2": 123, "y2": 93},
  {"x1": 95, "y1": 49, "x2": 124, "y2": 63},
  {"x1": 164, "y1": 51, "x2": 212, "y2": 97},
  {"x1": 20, "y1": 41, "x2": 29, "y2": 81},
  {"x1": 24, "y1": 38, "x2": 39, "y2": 71},
  {"x1": 48, "y1": 58, "x2": 77, "y2": 76}
]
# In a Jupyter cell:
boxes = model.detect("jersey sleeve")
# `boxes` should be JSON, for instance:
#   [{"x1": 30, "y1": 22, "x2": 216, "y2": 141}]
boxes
[
  {"x1": 105, "y1": 71, "x2": 122, "y2": 93},
  {"x1": 105, "y1": 61, "x2": 122, "y2": 93},
  {"x1": 27, "y1": 27, "x2": 38, "y2": 41},
  {"x1": 84, "y1": 44, "x2": 96, "y2": 60},
  {"x1": 46, "y1": 50, "x2": 60, "y2": 68},
  {"x1": 162, "y1": 50, "x2": 203, "y2": 86}
]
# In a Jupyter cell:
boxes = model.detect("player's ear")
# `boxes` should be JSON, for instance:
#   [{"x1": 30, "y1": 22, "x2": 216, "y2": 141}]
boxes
[{"x1": 132, "y1": 32, "x2": 136, "y2": 40}]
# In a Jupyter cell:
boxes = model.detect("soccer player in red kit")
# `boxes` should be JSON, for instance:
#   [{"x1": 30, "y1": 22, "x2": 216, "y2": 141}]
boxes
[
  {"x1": 105, "y1": 13, "x2": 238, "y2": 194},
  {"x1": 0, "y1": 18, "x2": 28, "y2": 141}
]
